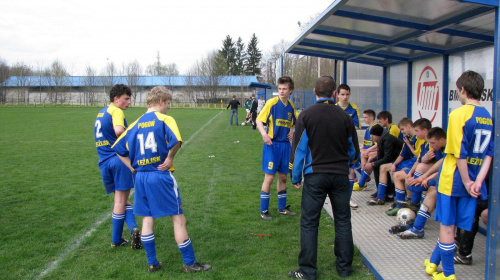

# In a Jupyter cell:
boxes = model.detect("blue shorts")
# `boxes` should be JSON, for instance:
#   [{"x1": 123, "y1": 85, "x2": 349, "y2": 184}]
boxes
[
  {"x1": 434, "y1": 193, "x2": 477, "y2": 231},
  {"x1": 262, "y1": 141, "x2": 291, "y2": 174},
  {"x1": 134, "y1": 171, "x2": 183, "y2": 218},
  {"x1": 395, "y1": 157, "x2": 416, "y2": 172},
  {"x1": 99, "y1": 156, "x2": 134, "y2": 194},
  {"x1": 408, "y1": 185, "x2": 426, "y2": 193},
  {"x1": 350, "y1": 157, "x2": 361, "y2": 169}
]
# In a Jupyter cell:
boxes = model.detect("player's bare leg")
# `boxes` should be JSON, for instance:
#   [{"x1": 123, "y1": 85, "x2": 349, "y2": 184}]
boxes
[{"x1": 368, "y1": 163, "x2": 391, "y2": 205}]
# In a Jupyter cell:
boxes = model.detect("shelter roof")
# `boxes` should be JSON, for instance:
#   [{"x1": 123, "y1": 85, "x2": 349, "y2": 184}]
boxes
[{"x1": 286, "y1": 0, "x2": 497, "y2": 67}]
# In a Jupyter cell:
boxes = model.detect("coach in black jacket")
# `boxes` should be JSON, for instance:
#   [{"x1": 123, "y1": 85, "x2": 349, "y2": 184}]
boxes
[
  {"x1": 288, "y1": 76, "x2": 359, "y2": 280},
  {"x1": 362, "y1": 124, "x2": 403, "y2": 203}
]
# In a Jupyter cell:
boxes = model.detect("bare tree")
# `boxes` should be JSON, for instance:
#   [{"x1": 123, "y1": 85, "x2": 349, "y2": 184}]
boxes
[
  {"x1": 0, "y1": 59, "x2": 11, "y2": 103},
  {"x1": 194, "y1": 50, "x2": 226, "y2": 103},
  {"x1": 101, "y1": 61, "x2": 117, "y2": 98},
  {"x1": 145, "y1": 51, "x2": 179, "y2": 76},
  {"x1": 260, "y1": 40, "x2": 289, "y2": 84},
  {"x1": 124, "y1": 60, "x2": 143, "y2": 105},
  {"x1": 83, "y1": 66, "x2": 98, "y2": 105},
  {"x1": 10, "y1": 62, "x2": 33, "y2": 103},
  {"x1": 47, "y1": 60, "x2": 69, "y2": 104},
  {"x1": 183, "y1": 69, "x2": 197, "y2": 103}
]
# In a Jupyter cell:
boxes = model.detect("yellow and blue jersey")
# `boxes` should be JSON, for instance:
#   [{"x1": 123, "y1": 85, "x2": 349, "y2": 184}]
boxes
[
  {"x1": 336, "y1": 102, "x2": 361, "y2": 128},
  {"x1": 436, "y1": 104, "x2": 493, "y2": 198},
  {"x1": 388, "y1": 124, "x2": 404, "y2": 140},
  {"x1": 399, "y1": 135, "x2": 418, "y2": 160},
  {"x1": 95, "y1": 104, "x2": 128, "y2": 165},
  {"x1": 363, "y1": 123, "x2": 376, "y2": 149},
  {"x1": 113, "y1": 111, "x2": 182, "y2": 172},
  {"x1": 257, "y1": 97, "x2": 297, "y2": 142}
]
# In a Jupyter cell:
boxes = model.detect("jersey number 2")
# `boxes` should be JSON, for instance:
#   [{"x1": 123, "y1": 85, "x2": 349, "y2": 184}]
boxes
[
  {"x1": 95, "y1": 120, "x2": 103, "y2": 138},
  {"x1": 137, "y1": 132, "x2": 158, "y2": 155},
  {"x1": 473, "y1": 129, "x2": 491, "y2": 153}
]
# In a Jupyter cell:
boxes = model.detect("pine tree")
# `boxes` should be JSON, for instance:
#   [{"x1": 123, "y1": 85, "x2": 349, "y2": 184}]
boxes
[
  {"x1": 245, "y1": 33, "x2": 262, "y2": 76},
  {"x1": 219, "y1": 35, "x2": 235, "y2": 75},
  {"x1": 234, "y1": 37, "x2": 246, "y2": 75}
]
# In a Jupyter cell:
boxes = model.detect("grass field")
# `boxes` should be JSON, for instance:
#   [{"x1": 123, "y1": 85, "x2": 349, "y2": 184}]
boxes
[{"x1": 0, "y1": 107, "x2": 375, "y2": 280}]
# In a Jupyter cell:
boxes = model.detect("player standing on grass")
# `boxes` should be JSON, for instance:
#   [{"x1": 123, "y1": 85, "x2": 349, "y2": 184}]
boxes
[
  {"x1": 256, "y1": 76, "x2": 298, "y2": 220},
  {"x1": 94, "y1": 84, "x2": 142, "y2": 249},
  {"x1": 425, "y1": 71, "x2": 493, "y2": 280},
  {"x1": 113, "y1": 86, "x2": 211, "y2": 273}
]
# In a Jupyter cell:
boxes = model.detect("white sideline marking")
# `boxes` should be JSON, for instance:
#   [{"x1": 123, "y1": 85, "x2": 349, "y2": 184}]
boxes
[{"x1": 36, "y1": 111, "x2": 221, "y2": 279}]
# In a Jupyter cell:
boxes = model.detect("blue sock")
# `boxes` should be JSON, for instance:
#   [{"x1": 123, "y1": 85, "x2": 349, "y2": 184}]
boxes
[
  {"x1": 413, "y1": 209, "x2": 431, "y2": 230},
  {"x1": 358, "y1": 171, "x2": 370, "y2": 187},
  {"x1": 111, "y1": 212, "x2": 125, "y2": 244},
  {"x1": 178, "y1": 239, "x2": 195, "y2": 266},
  {"x1": 349, "y1": 179, "x2": 354, "y2": 196},
  {"x1": 260, "y1": 191, "x2": 270, "y2": 213},
  {"x1": 125, "y1": 205, "x2": 138, "y2": 234},
  {"x1": 395, "y1": 188, "x2": 406, "y2": 208},
  {"x1": 430, "y1": 239, "x2": 441, "y2": 266},
  {"x1": 278, "y1": 190, "x2": 287, "y2": 211},
  {"x1": 440, "y1": 241, "x2": 455, "y2": 276},
  {"x1": 376, "y1": 183, "x2": 387, "y2": 200},
  {"x1": 142, "y1": 233, "x2": 158, "y2": 266}
]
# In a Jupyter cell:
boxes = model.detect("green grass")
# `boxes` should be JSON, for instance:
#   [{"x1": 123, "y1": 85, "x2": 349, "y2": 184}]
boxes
[{"x1": 0, "y1": 107, "x2": 375, "y2": 280}]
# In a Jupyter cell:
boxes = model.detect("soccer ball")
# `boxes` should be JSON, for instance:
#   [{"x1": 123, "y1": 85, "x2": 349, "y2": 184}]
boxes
[
  {"x1": 241, "y1": 122, "x2": 247, "y2": 126},
  {"x1": 396, "y1": 208, "x2": 416, "y2": 223}
]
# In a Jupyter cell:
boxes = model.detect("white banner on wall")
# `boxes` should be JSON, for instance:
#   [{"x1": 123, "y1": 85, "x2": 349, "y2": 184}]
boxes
[
  {"x1": 412, "y1": 58, "x2": 443, "y2": 127},
  {"x1": 447, "y1": 80, "x2": 493, "y2": 116}
]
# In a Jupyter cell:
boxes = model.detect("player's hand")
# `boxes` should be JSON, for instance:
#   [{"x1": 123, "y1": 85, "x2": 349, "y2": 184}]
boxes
[
  {"x1": 390, "y1": 164, "x2": 396, "y2": 173},
  {"x1": 422, "y1": 150, "x2": 435, "y2": 163},
  {"x1": 158, "y1": 158, "x2": 173, "y2": 171},
  {"x1": 403, "y1": 137, "x2": 411, "y2": 146},
  {"x1": 362, "y1": 163, "x2": 373, "y2": 174},
  {"x1": 287, "y1": 131, "x2": 293, "y2": 141},
  {"x1": 294, "y1": 183, "x2": 302, "y2": 189},
  {"x1": 262, "y1": 134, "x2": 273, "y2": 145},
  {"x1": 422, "y1": 177, "x2": 431, "y2": 188},
  {"x1": 467, "y1": 181, "x2": 480, "y2": 198}
]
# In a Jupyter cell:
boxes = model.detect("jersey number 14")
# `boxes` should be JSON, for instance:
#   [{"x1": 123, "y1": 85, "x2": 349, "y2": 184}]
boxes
[{"x1": 137, "y1": 132, "x2": 158, "y2": 155}]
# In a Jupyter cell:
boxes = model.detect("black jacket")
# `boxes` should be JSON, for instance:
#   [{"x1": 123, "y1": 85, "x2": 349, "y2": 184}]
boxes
[{"x1": 371, "y1": 130, "x2": 403, "y2": 168}]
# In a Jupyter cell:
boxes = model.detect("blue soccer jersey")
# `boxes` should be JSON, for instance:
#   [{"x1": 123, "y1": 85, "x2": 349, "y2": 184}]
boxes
[
  {"x1": 436, "y1": 104, "x2": 493, "y2": 198},
  {"x1": 257, "y1": 96, "x2": 297, "y2": 142},
  {"x1": 336, "y1": 102, "x2": 361, "y2": 128},
  {"x1": 95, "y1": 104, "x2": 128, "y2": 165},
  {"x1": 113, "y1": 111, "x2": 182, "y2": 172},
  {"x1": 399, "y1": 135, "x2": 419, "y2": 160},
  {"x1": 363, "y1": 123, "x2": 376, "y2": 149}
]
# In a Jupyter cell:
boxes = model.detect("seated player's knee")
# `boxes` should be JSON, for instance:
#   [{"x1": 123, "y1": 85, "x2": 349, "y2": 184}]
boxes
[
  {"x1": 415, "y1": 162, "x2": 431, "y2": 173},
  {"x1": 481, "y1": 209, "x2": 488, "y2": 225}
]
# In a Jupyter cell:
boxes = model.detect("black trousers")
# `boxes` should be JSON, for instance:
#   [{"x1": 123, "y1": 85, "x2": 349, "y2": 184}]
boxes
[{"x1": 298, "y1": 173, "x2": 353, "y2": 279}]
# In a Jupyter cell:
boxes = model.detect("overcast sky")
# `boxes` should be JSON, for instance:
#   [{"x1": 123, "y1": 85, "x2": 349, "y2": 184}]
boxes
[{"x1": 0, "y1": 0, "x2": 333, "y2": 75}]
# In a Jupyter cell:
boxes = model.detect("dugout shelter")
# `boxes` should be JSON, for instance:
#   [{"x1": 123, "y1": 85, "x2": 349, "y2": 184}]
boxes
[{"x1": 279, "y1": 0, "x2": 500, "y2": 279}]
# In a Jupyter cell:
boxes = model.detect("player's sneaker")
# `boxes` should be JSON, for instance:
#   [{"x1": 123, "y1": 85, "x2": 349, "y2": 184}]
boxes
[
  {"x1": 432, "y1": 272, "x2": 456, "y2": 280},
  {"x1": 367, "y1": 198, "x2": 385, "y2": 205},
  {"x1": 454, "y1": 251, "x2": 472, "y2": 265},
  {"x1": 386, "y1": 207, "x2": 399, "y2": 216},
  {"x1": 131, "y1": 227, "x2": 143, "y2": 250},
  {"x1": 148, "y1": 261, "x2": 162, "y2": 273},
  {"x1": 260, "y1": 210, "x2": 272, "y2": 220},
  {"x1": 350, "y1": 199, "x2": 358, "y2": 209},
  {"x1": 288, "y1": 270, "x2": 310, "y2": 279},
  {"x1": 398, "y1": 228, "x2": 424, "y2": 239},
  {"x1": 183, "y1": 261, "x2": 212, "y2": 273},
  {"x1": 424, "y1": 258, "x2": 438, "y2": 275},
  {"x1": 279, "y1": 206, "x2": 297, "y2": 216},
  {"x1": 352, "y1": 182, "x2": 365, "y2": 191},
  {"x1": 110, "y1": 238, "x2": 129, "y2": 248},
  {"x1": 389, "y1": 220, "x2": 413, "y2": 234}
]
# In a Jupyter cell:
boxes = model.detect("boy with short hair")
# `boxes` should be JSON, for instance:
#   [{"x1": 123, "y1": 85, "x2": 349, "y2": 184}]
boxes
[
  {"x1": 256, "y1": 76, "x2": 298, "y2": 220},
  {"x1": 113, "y1": 86, "x2": 211, "y2": 273},
  {"x1": 388, "y1": 127, "x2": 447, "y2": 238},
  {"x1": 352, "y1": 109, "x2": 377, "y2": 191},
  {"x1": 94, "y1": 84, "x2": 142, "y2": 249},
  {"x1": 377, "y1": 110, "x2": 404, "y2": 140},
  {"x1": 385, "y1": 118, "x2": 430, "y2": 215},
  {"x1": 425, "y1": 71, "x2": 493, "y2": 280}
]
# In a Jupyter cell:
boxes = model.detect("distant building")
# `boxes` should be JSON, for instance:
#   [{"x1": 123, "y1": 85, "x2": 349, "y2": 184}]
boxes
[{"x1": 1, "y1": 75, "x2": 259, "y2": 106}]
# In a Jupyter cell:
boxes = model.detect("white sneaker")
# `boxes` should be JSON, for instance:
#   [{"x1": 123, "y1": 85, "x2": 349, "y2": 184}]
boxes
[{"x1": 350, "y1": 199, "x2": 358, "y2": 209}]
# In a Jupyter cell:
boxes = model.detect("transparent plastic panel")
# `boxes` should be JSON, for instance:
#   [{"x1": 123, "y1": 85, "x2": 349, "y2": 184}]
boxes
[
  {"x1": 388, "y1": 63, "x2": 409, "y2": 123},
  {"x1": 346, "y1": 61, "x2": 383, "y2": 127}
]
